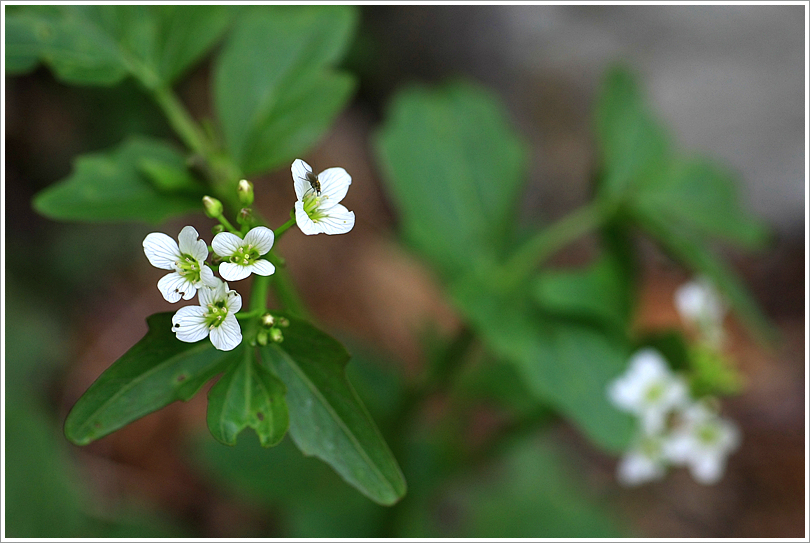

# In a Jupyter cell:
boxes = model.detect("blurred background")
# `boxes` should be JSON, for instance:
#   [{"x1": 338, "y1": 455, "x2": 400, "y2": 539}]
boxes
[{"x1": 4, "y1": 4, "x2": 806, "y2": 538}]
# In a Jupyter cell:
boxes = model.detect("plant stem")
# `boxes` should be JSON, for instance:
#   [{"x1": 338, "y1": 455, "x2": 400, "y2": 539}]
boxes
[
  {"x1": 273, "y1": 216, "x2": 297, "y2": 241},
  {"x1": 502, "y1": 198, "x2": 615, "y2": 287},
  {"x1": 151, "y1": 85, "x2": 211, "y2": 159}
]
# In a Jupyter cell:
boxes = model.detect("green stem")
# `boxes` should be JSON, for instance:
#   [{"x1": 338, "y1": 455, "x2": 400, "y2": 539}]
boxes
[
  {"x1": 273, "y1": 216, "x2": 297, "y2": 241},
  {"x1": 151, "y1": 85, "x2": 211, "y2": 159},
  {"x1": 217, "y1": 214, "x2": 240, "y2": 236},
  {"x1": 502, "y1": 199, "x2": 614, "y2": 287},
  {"x1": 250, "y1": 274, "x2": 271, "y2": 313}
]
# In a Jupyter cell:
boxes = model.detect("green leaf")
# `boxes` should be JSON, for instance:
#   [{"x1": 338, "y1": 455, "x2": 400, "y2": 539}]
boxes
[
  {"x1": 214, "y1": 6, "x2": 358, "y2": 175},
  {"x1": 5, "y1": 6, "x2": 233, "y2": 86},
  {"x1": 438, "y1": 437, "x2": 627, "y2": 537},
  {"x1": 594, "y1": 65, "x2": 670, "y2": 199},
  {"x1": 635, "y1": 158, "x2": 769, "y2": 249},
  {"x1": 596, "y1": 66, "x2": 769, "y2": 250},
  {"x1": 450, "y1": 270, "x2": 634, "y2": 453},
  {"x1": 64, "y1": 312, "x2": 238, "y2": 445},
  {"x1": 375, "y1": 81, "x2": 529, "y2": 278},
  {"x1": 260, "y1": 315, "x2": 406, "y2": 506},
  {"x1": 33, "y1": 136, "x2": 205, "y2": 223},
  {"x1": 532, "y1": 254, "x2": 631, "y2": 333},
  {"x1": 207, "y1": 349, "x2": 289, "y2": 447},
  {"x1": 637, "y1": 209, "x2": 777, "y2": 344}
]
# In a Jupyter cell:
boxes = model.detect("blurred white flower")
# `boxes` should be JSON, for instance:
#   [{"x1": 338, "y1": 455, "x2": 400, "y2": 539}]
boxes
[
  {"x1": 291, "y1": 158, "x2": 355, "y2": 235},
  {"x1": 143, "y1": 225, "x2": 218, "y2": 303},
  {"x1": 607, "y1": 348, "x2": 689, "y2": 433},
  {"x1": 663, "y1": 401, "x2": 741, "y2": 484},
  {"x1": 172, "y1": 279, "x2": 242, "y2": 351},
  {"x1": 617, "y1": 434, "x2": 667, "y2": 486},
  {"x1": 675, "y1": 277, "x2": 726, "y2": 347},
  {"x1": 212, "y1": 226, "x2": 275, "y2": 281}
]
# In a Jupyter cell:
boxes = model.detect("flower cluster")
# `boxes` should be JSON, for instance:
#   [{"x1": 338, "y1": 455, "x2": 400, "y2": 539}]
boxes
[
  {"x1": 142, "y1": 159, "x2": 355, "y2": 351},
  {"x1": 607, "y1": 349, "x2": 740, "y2": 486}
]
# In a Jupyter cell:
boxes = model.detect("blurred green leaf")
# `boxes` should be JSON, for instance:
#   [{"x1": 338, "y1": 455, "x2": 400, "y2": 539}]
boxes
[
  {"x1": 596, "y1": 66, "x2": 768, "y2": 250},
  {"x1": 207, "y1": 350, "x2": 289, "y2": 447},
  {"x1": 195, "y1": 437, "x2": 386, "y2": 537},
  {"x1": 635, "y1": 158, "x2": 769, "y2": 249},
  {"x1": 33, "y1": 136, "x2": 204, "y2": 223},
  {"x1": 638, "y1": 210, "x2": 776, "y2": 343},
  {"x1": 214, "y1": 6, "x2": 357, "y2": 175},
  {"x1": 65, "y1": 312, "x2": 238, "y2": 445},
  {"x1": 5, "y1": 391, "x2": 87, "y2": 537},
  {"x1": 5, "y1": 5, "x2": 232, "y2": 86},
  {"x1": 375, "y1": 81, "x2": 529, "y2": 278},
  {"x1": 532, "y1": 254, "x2": 631, "y2": 333},
  {"x1": 260, "y1": 315, "x2": 407, "y2": 506},
  {"x1": 437, "y1": 438, "x2": 627, "y2": 537},
  {"x1": 451, "y1": 270, "x2": 634, "y2": 453}
]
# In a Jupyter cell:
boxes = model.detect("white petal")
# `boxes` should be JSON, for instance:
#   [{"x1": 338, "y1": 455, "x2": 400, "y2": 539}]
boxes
[
  {"x1": 317, "y1": 204, "x2": 355, "y2": 235},
  {"x1": 157, "y1": 272, "x2": 196, "y2": 303},
  {"x1": 219, "y1": 262, "x2": 252, "y2": 281},
  {"x1": 224, "y1": 289, "x2": 242, "y2": 313},
  {"x1": 199, "y1": 280, "x2": 226, "y2": 305},
  {"x1": 244, "y1": 226, "x2": 274, "y2": 255},
  {"x1": 209, "y1": 315, "x2": 242, "y2": 351},
  {"x1": 292, "y1": 158, "x2": 313, "y2": 201},
  {"x1": 199, "y1": 265, "x2": 220, "y2": 288},
  {"x1": 316, "y1": 167, "x2": 351, "y2": 208},
  {"x1": 143, "y1": 233, "x2": 181, "y2": 270},
  {"x1": 617, "y1": 451, "x2": 665, "y2": 486},
  {"x1": 212, "y1": 231, "x2": 243, "y2": 258},
  {"x1": 172, "y1": 306, "x2": 209, "y2": 343},
  {"x1": 295, "y1": 200, "x2": 323, "y2": 235},
  {"x1": 177, "y1": 225, "x2": 208, "y2": 262},
  {"x1": 248, "y1": 259, "x2": 276, "y2": 277},
  {"x1": 689, "y1": 454, "x2": 725, "y2": 484}
]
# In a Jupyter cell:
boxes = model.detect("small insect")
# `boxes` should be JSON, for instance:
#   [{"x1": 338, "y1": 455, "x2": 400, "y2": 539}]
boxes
[{"x1": 301, "y1": 165, "x2": 321, "y2": 196}]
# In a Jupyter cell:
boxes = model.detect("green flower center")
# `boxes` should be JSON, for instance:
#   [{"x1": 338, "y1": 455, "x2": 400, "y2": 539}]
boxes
[
  {"x1": 176, "y1": 253, "x2": 202, "y2": 282},
  {"x1": 644, "y1": 381, "x2": 665, "y2": 403},
  {"x1": 303, "y1": 193, "x2": 328, "y2": 222},
  {"x1": 205, "y1": 301, "x2": 229, "y2": 328},
  {"x1": 697, "y1": 423, "x2": 719, "y2": 445},
  {"x1": 229, "y1": 245, "x2": 259, "y2": 266}
]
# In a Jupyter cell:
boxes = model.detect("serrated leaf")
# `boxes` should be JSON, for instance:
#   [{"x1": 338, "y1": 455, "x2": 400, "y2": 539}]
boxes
[
  {"x1": 260, "y1": 315, "x2": 406, "y2": 506},
  {"x1": 64, "y1": 313, "x2": 238, "y2": 445},
  {"x1": 207, "y1": 350, "x2": 289, "y2": 447},
  {"x1": 450, "y1": 270, "x2": 634, "y2": 453},
  {"x1": 375, "y1": 81, "x2": 529, "y2": 279},
  {"x1": 5, "y1": 5, "x2": 233, "y2": 86},
  {"x1": 33, "y1": 136, "x2": 204, "y2": 223},
  {"x1": 214, "y1": 6, "x2": 358, "y2": 175}
]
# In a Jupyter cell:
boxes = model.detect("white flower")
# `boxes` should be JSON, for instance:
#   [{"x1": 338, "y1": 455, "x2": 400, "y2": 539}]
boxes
[
  {"x1": 607, "y1": 348, "x2": 689, "y2": 434},
  {"x1": 663, "y1": 401, "x2": 740, "y2": 484},
  {"x1": 291, "y1": 158, "x2": 355, "y2": 235},
  {"x1": 674, "y1": 277, "x2": 726, "y2": 347},
  {"x1": 212, "y1": 226, "x2": 276, "y2": 281},
  {"x1": 143, "y1": 226, "x2": 218, "y2": 303},
  {"x1": 617, "y1": 434, "x2": 667, "y2": 486},
  {"x1": 171, "y1": 279, "x2": 242, "y2": 351}
]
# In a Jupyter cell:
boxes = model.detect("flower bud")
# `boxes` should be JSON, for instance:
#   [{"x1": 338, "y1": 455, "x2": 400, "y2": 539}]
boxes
[
  {"x1": 202, "y1": 196, "x2": 223, "y2": 218},
  {"x1": 277, "y1": 317, "x2": 290, "y2": 328},
  {"x1": 269, "y1": 327, "x2": 284, "y2": 343},
  {"x1": 261, "y1": 313, "x2": 276, "y2": 328},
  {"x1": 212, "y1": 224, "x2": 224, "y2": 234},
  {"x1": 237, "y1": 179, "x2": 254, "y2": 206},
  {"x1": 256, "y1": 329, "x2": 269, "y2": 346}
]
